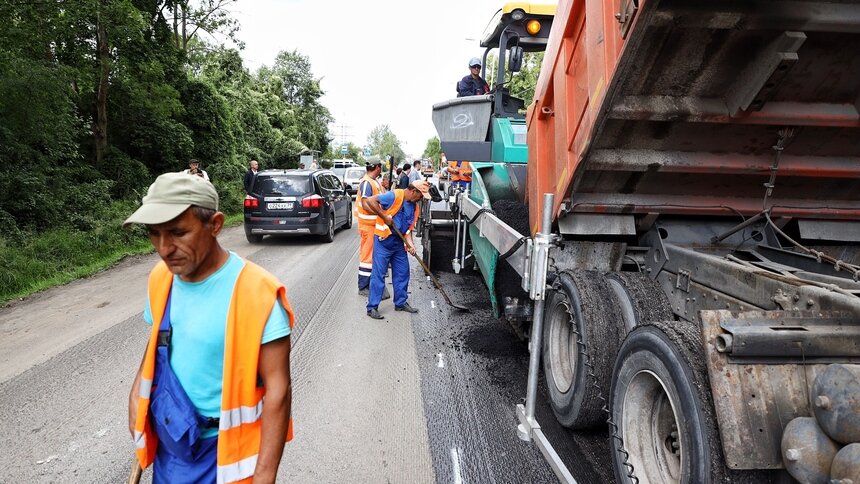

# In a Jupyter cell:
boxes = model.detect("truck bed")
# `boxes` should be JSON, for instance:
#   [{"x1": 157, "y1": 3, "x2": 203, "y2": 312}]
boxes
[{"x1": 528, "y1": 0, "x2": 860, "y2": 234}]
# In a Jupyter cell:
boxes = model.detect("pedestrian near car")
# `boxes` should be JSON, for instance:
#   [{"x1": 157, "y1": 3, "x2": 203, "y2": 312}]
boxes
[
  {"x1": 362, "y1": 181, "x2": 432, "y2": 319},
  {"x1": 397, "y1": 165, "x2": 411, "y2": 189},
  {"x1": 457, "y1": 57, "x2": 490, "y2": 97},
  {"x1": 244, "y1": 160, "x2": 259, "y2": 195},
  {"x1": 409, "y1": 160, "x2": 422, "y2": 183},
  {"x1": 124, "y1": 172, "x2": 294, "y2": 483},
  {"x1": 183, "y1": 159, "x2": 210, "y2": 182}
]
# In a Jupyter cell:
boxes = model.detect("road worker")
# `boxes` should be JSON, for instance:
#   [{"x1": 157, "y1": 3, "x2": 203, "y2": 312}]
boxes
[
  {"x1": 355, "y1": 160, "x2": 390, "y2": 299},
  {"x1": 124, "y1": 172, "x2": 294, "y2": 483},
  {"x1": 362, "y1": 180, "x2": 432, "y2": 319},
  {"x1": 447, "y1": 159, "x2": 473, "y2": 192}
]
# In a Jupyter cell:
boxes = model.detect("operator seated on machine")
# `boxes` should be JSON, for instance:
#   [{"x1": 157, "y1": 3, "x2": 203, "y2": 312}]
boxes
[{"x1": 447, "y1": 159, "x2": 472, "y2": 193}]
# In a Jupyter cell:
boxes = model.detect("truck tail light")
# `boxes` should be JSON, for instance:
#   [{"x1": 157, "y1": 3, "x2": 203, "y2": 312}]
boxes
[
  {"x1": 302, "y1": 194, "x2": 324, "y2": 208},
  {"x1": 244, "y1": 197, "x2": 259, "y2": 208}
]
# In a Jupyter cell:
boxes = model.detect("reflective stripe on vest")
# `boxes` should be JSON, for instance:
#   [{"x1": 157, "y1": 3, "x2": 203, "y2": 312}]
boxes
[
  {"x1": 218, "y1": 454, "x2": 258, "y2": 484},
  {"x1": 134, "y1": 260, "x2": 296, "y2": 482},
  {"x1": 355, "y1": 175, "x2": 382, "y2": 228},
  {"x1": 373, "y1": 189, "x2": 420, "y2": 240}
]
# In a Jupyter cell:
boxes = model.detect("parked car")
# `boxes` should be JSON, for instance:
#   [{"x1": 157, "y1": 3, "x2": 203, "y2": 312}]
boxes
[
  {"x1": 331, "y1": 167, "x2": 347, "y2": 182},
  {"x1": 243, "y1": 169, "x2": 352, "y2": 243},
  {"x1": 342, "y1": 167, "x2": 365, "y2": 196}
]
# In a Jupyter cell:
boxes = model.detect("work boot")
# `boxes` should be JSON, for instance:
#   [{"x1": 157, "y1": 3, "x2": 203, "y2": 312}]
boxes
[
  {"x1": 358, "y1": 287, "x2": 369, "y2": 297},
  {"x1": 395, "y1": 302, "x2": 418, "y2": 313},
  {"x1": 382, "y1": 286, "x2": 391, "y2": 300},
  {"x1": 367, "y1": 308, "x2": 384, "y2": 320}
]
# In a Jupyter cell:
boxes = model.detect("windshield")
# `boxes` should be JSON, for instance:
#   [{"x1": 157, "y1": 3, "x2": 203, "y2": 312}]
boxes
[
  {"x1": 344, "y1": 168, "x2": 364, "y2": 180},
  {"x1": 253, "y1": 175, "x2": 310, "y2": 196},
  {"x1": 331, "y1": 167, "x2": 347, "y2": 179}
]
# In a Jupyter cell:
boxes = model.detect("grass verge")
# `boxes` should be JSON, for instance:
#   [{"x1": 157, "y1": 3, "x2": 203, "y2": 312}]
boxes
[{"x1": 0, "y1": 211, "x2": 245, "y2": 306}]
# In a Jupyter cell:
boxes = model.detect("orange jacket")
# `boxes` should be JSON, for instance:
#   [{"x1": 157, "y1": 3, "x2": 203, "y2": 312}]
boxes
[
  {"x1": 354, "y1": 174, "x2": 382, "y2": 231},
  {"x1": 133, "y1": 260, "x2": 295, "y2": 483},
  {"x1": 373, "y1": 189, "x2": 420, "y2": 240},
  {"x1": 448, "y1": 160, "x2": 472, "y2": 182}
]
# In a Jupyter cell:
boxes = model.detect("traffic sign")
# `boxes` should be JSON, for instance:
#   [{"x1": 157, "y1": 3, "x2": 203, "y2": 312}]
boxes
[{"x1": 340, "y1": 145, "x2": 348, "y2": 155}]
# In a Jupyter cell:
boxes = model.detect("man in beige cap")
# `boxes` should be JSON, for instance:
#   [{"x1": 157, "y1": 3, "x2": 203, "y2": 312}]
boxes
[
  {"x1": 361, "y1": 180, "x2": 431, "y2": 319},
  {"x1": 124, "y1": 172, "x2": 295, "y2": 483}
]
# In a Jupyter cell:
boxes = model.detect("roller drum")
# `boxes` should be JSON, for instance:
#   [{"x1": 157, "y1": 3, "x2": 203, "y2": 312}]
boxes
[
  {"x1": 781, "y1": 417, "x2": 839, "y2": 484},
  {"x1": 813, "y1": 364, "x2": 860, "y2": 444},
  {"x1": 830, "y1": 443, "x2": 860, "y2": 484}
]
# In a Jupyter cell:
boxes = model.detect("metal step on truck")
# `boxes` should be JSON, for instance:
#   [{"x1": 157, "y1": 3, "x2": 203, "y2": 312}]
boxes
[{"x1": 429, "y1": 1, "x2": 860, "y2": 483}]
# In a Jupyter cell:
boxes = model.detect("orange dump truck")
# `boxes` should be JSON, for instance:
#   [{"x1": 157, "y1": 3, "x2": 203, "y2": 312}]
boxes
[{"x1": 448, "y1": 0, "x2": 860, "y2": 482}]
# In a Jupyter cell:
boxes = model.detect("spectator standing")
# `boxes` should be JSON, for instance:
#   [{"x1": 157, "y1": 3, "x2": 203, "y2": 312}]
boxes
[
  {"x1": 397, "y1": 165, "x2": 411, "y2": 189},
  {"x1": 183, "y1": 159, "x2": 210, "y2": 182},
  {"x1": 244, "y1": 160, "x2": 259, "y2": 195},
  {"x1": 409, "y1": 160, "x2": 422, "y2": 183}
]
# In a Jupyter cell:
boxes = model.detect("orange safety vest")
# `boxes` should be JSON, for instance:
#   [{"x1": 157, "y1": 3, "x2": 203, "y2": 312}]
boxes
[
  {"x1": 354, "y1": 174, "x2": 382, "y2": 230},
  {"x1": 448, "y1": 160, "x2": 472, "y2": 182},
  {"x1": 134, "y1": 260, "x2": 295, "y2": 483},
  {"x1": 373, "y1": 189, "x2": 420, "y2": 240}
]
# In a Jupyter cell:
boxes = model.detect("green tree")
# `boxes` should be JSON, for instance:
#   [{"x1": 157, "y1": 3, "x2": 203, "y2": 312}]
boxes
[
  {"x1": 366, "y1": 125, "x2": 405, "y2": 162},
  {"x1": 422, "y1": 136, "x2": 442, "y2": 171}
]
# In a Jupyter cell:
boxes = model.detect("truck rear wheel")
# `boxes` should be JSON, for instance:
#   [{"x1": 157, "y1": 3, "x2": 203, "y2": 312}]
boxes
[
  {"x1": 605, "y1": 272, "x2": 674, "y2": 336},
  {"x1": 610, "y1": 321, "x2": 726, "y2": 484},
  {"x1": 542, "y1": 270, "x2": 623, "y2": 429}
]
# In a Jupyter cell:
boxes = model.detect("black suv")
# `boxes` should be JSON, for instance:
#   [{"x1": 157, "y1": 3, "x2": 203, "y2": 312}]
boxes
[{"x1": 243, "y1": 169, "x2": 352, "y2": 243}]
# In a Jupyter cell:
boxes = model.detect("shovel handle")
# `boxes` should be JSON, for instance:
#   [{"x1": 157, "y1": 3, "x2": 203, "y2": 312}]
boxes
[{"x1": 128, "y1": 461, "x2": 142, "y2": 484}]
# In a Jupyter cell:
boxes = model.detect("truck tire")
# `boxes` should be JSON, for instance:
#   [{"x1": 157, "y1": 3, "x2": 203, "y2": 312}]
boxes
[
  {"x1": 605, "y1": 272, "x2": 673, "y2": 336},
  {"x1": 542, "y1": 270, "x2": 623, "y2": 429},
  {"x1": 610, "y1": 321, "x2": 727, "y2": 484}
]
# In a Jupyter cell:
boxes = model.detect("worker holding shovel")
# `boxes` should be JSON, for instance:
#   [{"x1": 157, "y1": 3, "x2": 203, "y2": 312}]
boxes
[{"x1": 362, "y1": 181, "x2": 431, "y2": 319}]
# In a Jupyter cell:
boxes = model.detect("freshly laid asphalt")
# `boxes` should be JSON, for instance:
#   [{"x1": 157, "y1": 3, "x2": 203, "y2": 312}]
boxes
[{"x1": 0, "y1": 219, "x2": 610, "y2": 483}]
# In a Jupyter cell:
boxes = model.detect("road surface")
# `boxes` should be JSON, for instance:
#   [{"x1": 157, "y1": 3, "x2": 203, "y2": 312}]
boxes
[{"x1": 0, "y1": 222, "x2": 610, "y2": 483}]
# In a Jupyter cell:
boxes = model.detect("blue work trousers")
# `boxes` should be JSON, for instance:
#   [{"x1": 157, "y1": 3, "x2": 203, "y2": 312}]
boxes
[
  {"x1": 154, "y1": 435, "x2": 217, "y2": 484},
  {"x1": 367, "y1": 236, "x2": 410, "y2": 311}
]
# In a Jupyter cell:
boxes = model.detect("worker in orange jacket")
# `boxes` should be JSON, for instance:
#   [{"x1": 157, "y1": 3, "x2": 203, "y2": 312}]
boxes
[
  {"x1": 354, "y1": 160, "x2": 389, "y2": 299},
  {"x1": 124, "y1": 173, "x2": 294, "y2": 483},
  {"x1": 447, "y1": 159, "x2": 473, "y2": 192}
]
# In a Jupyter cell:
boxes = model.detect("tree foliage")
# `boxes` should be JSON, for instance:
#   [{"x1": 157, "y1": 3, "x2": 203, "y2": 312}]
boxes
[
  {"x1": 0, "y1": 0, "x2": 332, "y2": 237},
  {"x1": 422, "y1": 136, "x2": 442, "y2": 171},
  {"x1": 366, "y1": 125, "x2": 405, "y2": 162}
]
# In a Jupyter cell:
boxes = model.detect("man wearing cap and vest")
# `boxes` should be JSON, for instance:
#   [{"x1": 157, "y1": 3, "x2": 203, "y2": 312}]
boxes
[
  {"x1": 124, "y1": 172, "x2": 294, "y2": 483},
  {"x1": 355, "y1": 160, "x2": 389, "y2": 299},
  {"x1": 362, "y1": 181, "x2": 432, "y2": 319},
  {"x1": 447, "y1": 159, "x2": 473, "y2": 192}
]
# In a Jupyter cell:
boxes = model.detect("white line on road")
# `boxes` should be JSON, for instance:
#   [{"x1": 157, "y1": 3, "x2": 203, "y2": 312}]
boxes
[
  {"x1": 431, "y1": 300, "x2": 436, "y2": 308},
  {"x1": 436, "y1": 353, "x2": 445, "y2": 368},
  {"x1": 450, "y1": 447, "x2": 463, "y2": 484}
]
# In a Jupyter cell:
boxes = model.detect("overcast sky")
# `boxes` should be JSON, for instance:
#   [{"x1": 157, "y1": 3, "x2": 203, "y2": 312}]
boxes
[{"x1": 229, "y1": 0, "x2": 506, "y2": 158}]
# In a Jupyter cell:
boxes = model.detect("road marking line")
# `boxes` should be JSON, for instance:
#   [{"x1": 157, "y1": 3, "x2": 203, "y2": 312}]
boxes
[
  {"x1": 450, "y1": 447, "x2": 463, "y2": 484},
  {"x1": 431, "y1": 300, "x2": 436, "y2": 308},
  {"x1": 436, "y1": 353, "x2": 445, "y2": 368}
]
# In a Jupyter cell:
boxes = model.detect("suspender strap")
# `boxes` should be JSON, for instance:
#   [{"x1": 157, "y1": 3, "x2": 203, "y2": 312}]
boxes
[{"x1": 157, "y1": 290, "x2": 172, "y2": 347}]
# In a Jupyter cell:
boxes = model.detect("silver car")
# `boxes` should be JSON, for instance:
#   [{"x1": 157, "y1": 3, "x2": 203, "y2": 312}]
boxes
[{"x1": 342, "y1": 167, "x2": 366, "y2": 197}]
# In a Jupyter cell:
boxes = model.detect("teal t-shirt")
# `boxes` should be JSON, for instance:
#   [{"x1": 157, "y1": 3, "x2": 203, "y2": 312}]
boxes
[{"x1": 144, "y1": 252, "x2": 290, "y2": 437}]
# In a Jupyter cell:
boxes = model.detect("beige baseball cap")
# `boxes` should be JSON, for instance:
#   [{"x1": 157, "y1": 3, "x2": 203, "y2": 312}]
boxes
[
  {"x1": 123, "y1": 172, "x2": 219, "y2": 227},
  {"x1": 410, "y1": 180, "x2": 432, "y2": 200}
]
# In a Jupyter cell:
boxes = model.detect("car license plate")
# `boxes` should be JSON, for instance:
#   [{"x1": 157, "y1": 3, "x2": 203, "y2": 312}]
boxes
[{"x1": 267, "y1": 202, "x2": 293, "y2": 210}]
